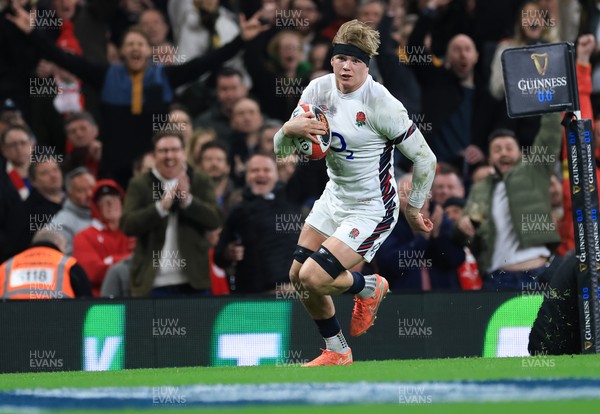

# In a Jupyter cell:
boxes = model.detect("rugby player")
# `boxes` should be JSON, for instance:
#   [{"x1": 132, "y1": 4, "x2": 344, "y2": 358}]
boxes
[{"x1": 274, "y1": 20, "x2": 437, "y2": 366}]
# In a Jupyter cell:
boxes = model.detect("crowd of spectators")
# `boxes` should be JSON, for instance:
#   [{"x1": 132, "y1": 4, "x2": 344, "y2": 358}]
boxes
[{"x1": 0, "y1": 0, "x2": 596, "y2": 298}]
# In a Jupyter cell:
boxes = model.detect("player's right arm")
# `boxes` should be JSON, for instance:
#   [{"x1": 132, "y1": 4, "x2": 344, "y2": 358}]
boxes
[
  {"x1": 273, "y1": 83, "x2": 327, "y2": 156},
  {"x1": 274, "y1": 112, "x2": 326, "y2": 155}
]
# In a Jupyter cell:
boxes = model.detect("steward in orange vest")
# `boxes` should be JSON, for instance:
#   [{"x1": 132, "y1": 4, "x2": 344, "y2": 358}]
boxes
[{"x1": 0, "y1": 231, "x2": 91, "y2": 299}]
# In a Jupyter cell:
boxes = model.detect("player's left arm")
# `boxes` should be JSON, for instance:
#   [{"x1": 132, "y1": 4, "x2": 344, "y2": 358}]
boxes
[
  {"x1": 394, "y1": 125, "x2": 437, "y2": 209},
  {"x1": 374, "y1": 98, "x2": 437, "y2": 231}
]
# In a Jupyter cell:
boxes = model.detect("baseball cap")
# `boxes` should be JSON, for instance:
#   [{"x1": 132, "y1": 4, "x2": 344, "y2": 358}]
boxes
[
  {"x1": 94, "y1": 185, "x2": 121, "y2": 200},
  {"x1": 92, "y1": 179, "x2": 125, "y2": 203}
]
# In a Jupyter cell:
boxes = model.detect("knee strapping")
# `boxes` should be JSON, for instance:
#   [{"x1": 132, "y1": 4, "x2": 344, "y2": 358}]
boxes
[
  {"x1": 310, "y1": 245, "x2": 346, "y2": 279},
  {"x1": 293, "y1": 245, "x2": 315, "y2": 264}
]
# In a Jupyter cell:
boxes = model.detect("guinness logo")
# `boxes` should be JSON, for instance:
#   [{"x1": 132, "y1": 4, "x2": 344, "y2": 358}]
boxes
[
  {"x1": 579, "y1": 263, "x2": 587, "y2": 272},
  {"x1": 531, "y1": 53, "x2": 549, "y2": 76},
  {"x1": 584, "y1": 341, "x2": 593, "y2": 350},
  {"x1": 590, "y1": 185, "x2": 596, "y2": 193},
  {"x1": 574, "y1": 185, "x2": 581, "y2": 194}
]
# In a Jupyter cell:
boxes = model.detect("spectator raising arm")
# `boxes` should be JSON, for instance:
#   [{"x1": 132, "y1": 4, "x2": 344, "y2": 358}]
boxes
[
  {"x1": 7, "y1": 3, "x2": 107, "y2": 89},
  {"x1": 165, "y1": 10, "x2": 269, "y2": 89}
]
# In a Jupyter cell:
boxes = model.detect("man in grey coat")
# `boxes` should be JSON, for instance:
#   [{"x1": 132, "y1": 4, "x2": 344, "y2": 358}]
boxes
[{"x1": 49, "y1": 167, "x2": 95, "y2": 254}]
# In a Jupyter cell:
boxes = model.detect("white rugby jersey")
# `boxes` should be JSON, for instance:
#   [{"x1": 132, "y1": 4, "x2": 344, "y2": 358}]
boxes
[
  {"x1": 275, "y1": 73, "x2": 435, "y2": 209},
  {"x1": 299, "y1": 74, "x2": 413, "y2": 202}
]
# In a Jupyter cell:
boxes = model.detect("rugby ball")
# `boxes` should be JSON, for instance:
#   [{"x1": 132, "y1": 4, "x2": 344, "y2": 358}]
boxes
[{"x1": 291, "y1": 103, "x2": 331, "y2": 160}]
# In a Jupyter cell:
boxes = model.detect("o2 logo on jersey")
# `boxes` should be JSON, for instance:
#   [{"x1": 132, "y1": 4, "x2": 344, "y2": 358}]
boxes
[
  {"x1": 331, "y1": 132, "x2": 354, "y2": 160},
  {"x1": 300, "y1": 141, "x2": 310, "y2": 151}
]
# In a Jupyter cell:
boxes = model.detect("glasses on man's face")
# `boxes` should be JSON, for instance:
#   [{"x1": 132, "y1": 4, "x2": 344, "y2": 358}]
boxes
[
  {"x1": 155, "y1": 147, "x2": 183, "y2": 154},
  {"x1": 3, "y1": 140, "x2": 30, "y2": 149}
]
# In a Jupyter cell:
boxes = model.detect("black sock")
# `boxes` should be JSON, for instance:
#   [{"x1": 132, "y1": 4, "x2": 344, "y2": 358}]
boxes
[
  {"x1": 346, "y1": 272, "x2": 366, "y2": 294},
  {"x1": 314, "y1": 315, "x2": 341, "y2": 338}
]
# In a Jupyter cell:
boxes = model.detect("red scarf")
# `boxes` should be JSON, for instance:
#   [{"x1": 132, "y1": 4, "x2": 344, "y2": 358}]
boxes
[
  {"x1": 6, "y1": 162, "x2": 30, "y2": 200},
  {"x1": 56, "y1": 20, "x2": 82, "y2": 55}
]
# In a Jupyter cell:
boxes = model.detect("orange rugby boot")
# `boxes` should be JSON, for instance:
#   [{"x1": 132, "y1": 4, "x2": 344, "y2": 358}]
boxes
[
  {"x1": 350, "y1": 274, "x2": 390, "y2": 336},
  {"x1": 301, "y1": 348, "x2": 353, "y2": 367}
]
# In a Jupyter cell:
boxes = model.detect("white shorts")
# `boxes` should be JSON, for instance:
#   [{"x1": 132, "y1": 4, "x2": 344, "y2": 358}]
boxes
[{"x1": 305, "y1": 188, "x2": 399, "y2": 263}]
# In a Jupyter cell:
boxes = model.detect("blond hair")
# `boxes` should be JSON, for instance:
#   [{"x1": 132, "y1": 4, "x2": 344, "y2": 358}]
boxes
[
  {"x1": 332, "y1": 19, "x2": 380, "y2": 57},
  {"x1": 267, "y1": 30, "x2": 304, "y2": 60}
]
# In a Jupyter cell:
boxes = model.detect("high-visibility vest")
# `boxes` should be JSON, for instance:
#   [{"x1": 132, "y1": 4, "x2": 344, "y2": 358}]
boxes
[{"x1": 0, "y1": 246, "x2": 76, "y2": 299}]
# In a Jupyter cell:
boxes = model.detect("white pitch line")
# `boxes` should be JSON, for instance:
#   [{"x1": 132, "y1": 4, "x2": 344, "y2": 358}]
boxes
[{"x1": 2, "y1": 379, "x2": 600, "y2": 409}]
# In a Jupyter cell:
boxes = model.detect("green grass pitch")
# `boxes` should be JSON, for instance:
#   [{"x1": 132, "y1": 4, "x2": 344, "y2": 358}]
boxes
[{"x1": 1, "y1": 355, "x2": 599, "y2": 413}]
